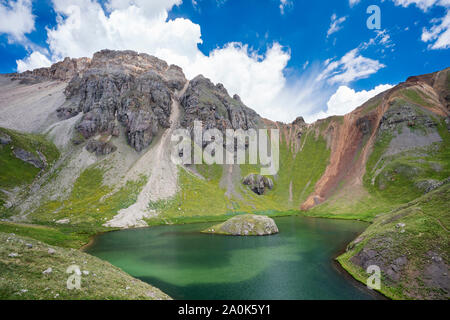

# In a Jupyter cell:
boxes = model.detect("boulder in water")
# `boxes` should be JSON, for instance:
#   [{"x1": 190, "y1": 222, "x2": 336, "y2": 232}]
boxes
[{"x1": 203, "y1": 214, "x2": 279, "y2": 236}]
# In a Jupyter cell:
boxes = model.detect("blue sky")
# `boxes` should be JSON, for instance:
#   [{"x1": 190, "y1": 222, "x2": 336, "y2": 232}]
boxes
[{"x1": 0, "y1": 0, "x2": 449, "y2": 122}]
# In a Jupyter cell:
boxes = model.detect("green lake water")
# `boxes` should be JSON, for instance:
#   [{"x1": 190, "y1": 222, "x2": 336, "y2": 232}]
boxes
[{"x1": 86, "y1": 216, "x2": 380, "y2": 300}]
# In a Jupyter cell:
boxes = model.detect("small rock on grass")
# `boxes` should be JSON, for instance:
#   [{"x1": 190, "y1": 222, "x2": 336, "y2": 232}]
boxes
[
  {"x1": 8, "y1": 253, "x2": 18, "y2": 257},
  {"x1": 43, "y1": 267, "x2": 53, "y2": 275},
  {"x1": 48, "y1": 248, "x2": 56, "y2": 255}
]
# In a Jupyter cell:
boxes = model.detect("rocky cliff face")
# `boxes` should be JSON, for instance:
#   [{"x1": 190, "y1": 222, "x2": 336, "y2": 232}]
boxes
[
  {"x1": 300, "y1": 68, "x2": 450, "y2": 210},
  {"x1": 181, "y1": 75, "x2": 261, "y2": 134},
  {"x1": 10, "y1": 57, "x2": 91, "y2": 83},
  {"x1": 60, "y1": 50, "x2": 187, "y2": 152}
]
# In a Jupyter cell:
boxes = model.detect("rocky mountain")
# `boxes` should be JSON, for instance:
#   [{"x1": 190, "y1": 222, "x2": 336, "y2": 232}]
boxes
[
  {"x1": 0, "y1": 50, "x2": 448, "y2": 299},
  {"x1": 181, "y1": 74, "x2": 261, "y2": 132}
]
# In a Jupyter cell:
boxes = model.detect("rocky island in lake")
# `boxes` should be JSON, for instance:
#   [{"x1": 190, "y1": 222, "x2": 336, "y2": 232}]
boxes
[{"x1": 203, "y1": 214, "x2": 279, "y2": 236}]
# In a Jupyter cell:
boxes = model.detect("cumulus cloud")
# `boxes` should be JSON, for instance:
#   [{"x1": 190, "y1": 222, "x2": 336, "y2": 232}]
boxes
[
  {"x1": 16, "y1": 51, "x2": 52, "y2": 72},
  {"x1": 185, "y1": 43, "x2": 290, "y2": 115},
  {"x1": 0, "y1": 0, "x2": 35, "y2": 42},
  {"x1": 309, "y1": 84, "x2": 393, "y2": 121},
  {"x1": 43, "y1": 0, "x2": 201, "y2": 64},
  {"x1": 317, "y1": 48, "x2": 385, "y2": 85},
  {"x1": 327, "y1": 14, "x2": 347, "y2": 38}
]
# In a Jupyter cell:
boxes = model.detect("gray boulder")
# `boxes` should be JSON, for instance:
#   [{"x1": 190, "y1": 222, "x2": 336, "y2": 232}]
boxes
[
  {"x1": 0, "y1": 133, "x2": 11, "y2": 145},
  {"x1": 242, "y1": 174, "x2": 274, "y2": 195},
  {"x1": 203, "y1": 214, "x2": 279, "y2": 236},
  {"x1": 415, "y1": 178, "x2": 450, "y2": 194},
  {"x1": 86, "y1": 139, "x2": 117, "y2": 156}
]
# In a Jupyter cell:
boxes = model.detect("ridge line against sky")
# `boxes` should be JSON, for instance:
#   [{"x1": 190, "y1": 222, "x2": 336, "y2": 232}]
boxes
[{"x1": 0, "y1": 0, "x2": 449, "y2": 123}]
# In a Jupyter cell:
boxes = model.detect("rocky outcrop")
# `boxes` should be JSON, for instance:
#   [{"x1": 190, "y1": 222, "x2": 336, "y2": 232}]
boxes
[
  {"x1": 379, "y1": 100, "x2": 438, "y2": 133},
  {"x1": 181, "y1": 75, "x2": 261, "y2": 134},
  {"x1": 301, "y1": 68, "x2": 450, "y2": 211},
  {"x1": 85, "y1": 139, "x2": 117, "y2": 156},
  {"x1": 59, "y1": 50, "x2": 187, "y2": 152},
  {"x1": 0, "y1": 132, "x2": 11, "y2": 145},
  {"x1": 415, "y1": 178, "x2": 450, "y2": 194},
  {"x1": 203, "y1": 214, "x2": 279, "y2": 236},
  {"x1": 12, "y1": 148, "x2": 46, "y2": 169},
  {"x1": 242, "y1": 174, "x2": 273, "y2": 195},
  {"x1": 10, "y1": 57, "x2": 91, "y2": 83}
]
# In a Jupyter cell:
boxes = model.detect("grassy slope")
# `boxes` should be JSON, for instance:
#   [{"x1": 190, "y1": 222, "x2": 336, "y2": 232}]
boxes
[
  {"x1": 144, "y1": 122, "x2": 331, "y2": 225},
  {"x1": 306, "y1": 91, "x2": 450, "y2": 222},
  {"x1": 0, "y1": 131, "x2": 172, "y2": 300},
  {"x1": 29, "y1": 167, "x2": 147, "y2": 247},
  {"x1": 0, "y1": 127, "x2": 59, "y2": 209},
  {"x1": 0, "y1": 232, "x2": 170, "y2": 300},
  {"x1": 305, "y1": 86, "x2": 450, "y2": 299},
  {"x1": 337, "y1": 183, "x2": 449, "y2": 300}
]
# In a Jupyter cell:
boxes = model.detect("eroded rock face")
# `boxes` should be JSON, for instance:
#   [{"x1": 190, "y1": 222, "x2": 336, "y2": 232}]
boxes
[
  {"x1": 86, "y1": 139, "x2": 117, "y2": 156},
  {"x1": 242, "y1": 174, "x2": 273, "y2": 195},
  {"x1": 59, "y1": 50, "x2": 187, "y2": 152},
  {"x1": 380, "y1": 101, "x2": 437, "y2": 133},
  {"x1": 10, "y1": 57, "x2": 91, "y2": 83},
  {"x1": 349, "y1": 237, "x2": 410, "y2": 282},
  {"x1": 0, "y1": 133, "x2": 11, "y2": 145},
  {"x1": 203, "y1": 214, "x2": 279, "y2": 236},
  {"x1": 12, "y1": 148, "x2": 46, "y2": 169},
  {"x1": 415, "y1": 178, "x2": 450, "y2": 194},
  {"x1": 181, "y1": 75, "x2": 260, "y2": 134}
]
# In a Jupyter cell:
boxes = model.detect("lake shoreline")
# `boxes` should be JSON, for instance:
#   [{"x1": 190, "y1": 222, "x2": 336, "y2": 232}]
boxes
[
  {"x1": 86, "y1": 215, "x2": 380, "y2": 300},
  {"x1": 81, "y1": 212, "x2": 386, "y2": 299}
]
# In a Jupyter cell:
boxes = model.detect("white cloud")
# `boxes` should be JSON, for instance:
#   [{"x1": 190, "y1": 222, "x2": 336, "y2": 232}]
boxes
[
  {"x1": 0, "y1": 0, "x2": 35, "y2": 42},
  {"x1": 391, "y1": 0, "x2": 450, "y2": 11},
  {"x1": 43, "y1": 0, "x2": 201, "y2": 64},
  {"x1": 185, "y1": 43, "x2": 290, "y2": 116},
  {"x1": 327, "y1": 14, "x2": 347, "y2": 37},
  {"x1": 422, "y1": 10, "x2": 450, "y2": 48},
  {"x1": 389, "y1": 0, "x2": 450, "y2": 49},
  {"x1": 309, "y1": 84, "x2": 393, "y2": 122},
  {"x1": 317, "y1": 48, "x2": 386, "y2": 85},
  {"x1": 360, "y1": 29, "x2": 395, "y2": 50},
  {"x1": 279, "y1": 0, "x2": 292, "y2": 15},
  {"x1": 105, "y1": 0, "x2": 182, "y2": 18},
  {"x1": 16, "y1": 51, "x2": 52, "y2": 72},
  {"x1": 349, "y1": 0, "x2": 361, "y2": 7}
]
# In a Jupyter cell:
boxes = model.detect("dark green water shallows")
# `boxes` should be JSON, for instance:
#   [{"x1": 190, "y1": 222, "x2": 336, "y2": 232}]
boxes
[{"x1": 86, "y1": 216, "x2": 379, "y2": 300}]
